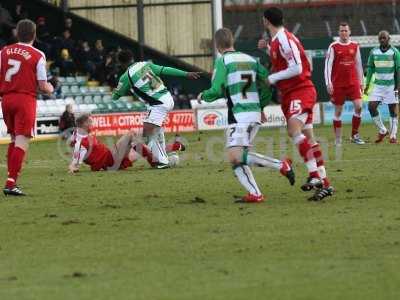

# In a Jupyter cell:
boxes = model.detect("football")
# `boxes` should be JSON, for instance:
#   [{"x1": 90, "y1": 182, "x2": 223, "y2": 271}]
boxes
[{"x1": 168, "y1": 152, "x2": 180, "y2": 167}]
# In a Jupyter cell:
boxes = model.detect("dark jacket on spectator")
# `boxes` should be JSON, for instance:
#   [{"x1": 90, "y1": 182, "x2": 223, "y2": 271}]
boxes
[{"x1": 59, "y1": 111, "x2": 76, "y2": 132}]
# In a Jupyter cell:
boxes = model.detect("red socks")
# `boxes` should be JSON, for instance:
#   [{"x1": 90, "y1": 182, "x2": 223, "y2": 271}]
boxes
[
  {"x1": 312, "y1": 143, "x2": 331, "y2": 188},
  {"x1": 333, "y1": 119, "x2": 342, "y2": 139},
  {"x1": 134, "y1": 144, "x2": 156, "y2": 166},
  {"x1": 295, "y1": 135, "x2": 320, "y2": 179},
  {"x1": 166, "y1": 142, "x2": 182, "y2": 152},
  {"x1": 7, "y1": 142, "x2": 15, "y2": 173},
  {"x1": 352, "y1": 114, "x2": 361, "y2": 136},
  {"x1": 6, "y1": 146, "x2": 25, "y2": 189}
]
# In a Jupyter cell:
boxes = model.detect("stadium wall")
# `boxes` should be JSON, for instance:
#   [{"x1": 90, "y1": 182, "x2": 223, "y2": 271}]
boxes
[
  {"x1": 3, "y1": 0, "x2": 212, "y2": 94},
  {"x1": 68, "y1": 0, "x2": 214, "y2": 71}
]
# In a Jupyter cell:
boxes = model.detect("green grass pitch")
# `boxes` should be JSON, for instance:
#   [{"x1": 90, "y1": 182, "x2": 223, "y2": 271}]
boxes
[{"x1": 0, "y1": 123, "x2": 399, "y2": 300}]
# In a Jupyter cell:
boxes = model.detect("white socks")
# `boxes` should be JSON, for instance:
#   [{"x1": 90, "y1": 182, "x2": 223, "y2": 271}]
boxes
[
  {"x1": 372, "y1": 115, "x2": 387, "y2": 134},
  {"x1": 147, "y1": 128, "x2": 169, "y2": 165},
  {"x1": 389, "y1": 117, "x2": 398, "y2": 139},
  {"x1": 234, "y1": 165, "x2": 261, "y2": 196},
  {"x1": 247, "y1": 152, "x2": 282, "y2": 170}
]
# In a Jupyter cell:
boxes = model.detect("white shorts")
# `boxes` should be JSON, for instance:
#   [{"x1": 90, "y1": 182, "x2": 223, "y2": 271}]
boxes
[
  {"x1": 143, "y1": 94, "x2": 174, "y2": 127},
  {"x1": 368, "y1": 88, "x2": 398, "y2": 105},
  {"x1": 225, "y1": 122, "x2": 260, "y2": 148}
]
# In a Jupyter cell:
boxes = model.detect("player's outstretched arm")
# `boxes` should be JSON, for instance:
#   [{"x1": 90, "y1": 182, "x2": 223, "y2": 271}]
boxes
[
  {"x1": 149, "y1": 63, "x2": 202, "y2": 79},
  {"x1": 198, "y1": 58, "x2": 226, "y2": 103}
]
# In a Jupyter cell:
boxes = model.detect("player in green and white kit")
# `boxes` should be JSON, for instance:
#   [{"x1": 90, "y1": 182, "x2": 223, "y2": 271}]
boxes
[
  {"x1": 197, "y1": 28, "x2": 295, "y2": 203},
  {"x1": 113, "y1": 50, "x2": 201, "y2": 167},
  {"x1": 365, "y1": 31, "x2": 400, "y2": 143}
]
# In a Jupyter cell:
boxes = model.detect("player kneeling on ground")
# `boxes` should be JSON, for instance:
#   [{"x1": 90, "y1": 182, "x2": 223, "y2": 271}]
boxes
[
  {"x1": 365, "y1": 31, "x2": 400, "y2": 144},
  {"x1": 69, "y1": 114, "x2": 156, "y2": 173},
  {"x1": 198, "y1": 28, "x2": 295, "y2": 203}
]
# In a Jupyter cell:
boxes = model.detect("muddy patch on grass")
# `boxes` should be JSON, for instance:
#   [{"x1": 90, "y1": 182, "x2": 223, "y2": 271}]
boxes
[{"x1": 61, "y1": 219, "x2": 81, "y2": 225}]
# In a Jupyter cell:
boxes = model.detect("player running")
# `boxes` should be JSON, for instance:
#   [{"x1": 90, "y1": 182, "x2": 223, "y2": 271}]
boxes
[
  {"x1": 198, "y1": 28, "x2": 295, "y2": 203},
  {"x1": 68, "y1": 114, "x2": 185, "y2": 173},
  {"x1": 365, "y1": 31, "x2": 400, "y2": 144},
  {"x1": 324, "y1": 22, "x2": 365, "y2": 145},
  {"x1": 112, "y1": 50, "x2": 199, "y2": 169},
  {"x1": 260, "y1": 7, "x2": 333, "y2": 201},
  {"x1": 0, "y1": 19, "x2": 54, "y2": 196}
]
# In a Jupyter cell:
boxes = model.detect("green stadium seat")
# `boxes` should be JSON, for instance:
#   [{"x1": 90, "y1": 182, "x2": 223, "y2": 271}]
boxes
[
  {"x1": 75, "y1": 76, "x2": 87, "y2": 85},
  {"x1": 102, "y1": 95, "x2": 112, "y2": 103},
  {"x1": 80, "y1": 86, "x2": 89, "y2": 94},
  {"x1": 93, "y1": 95, "x2": 102, "y2": 104},
  {"x1": 70, "y1": 85, "x2": 80, "y2": 96},
  {"x1": 84, "y1": 95, "x2": 93, "y2": 104},
  {"x1": 74, "y1": 96, "x2": 84, "y2": 104}
]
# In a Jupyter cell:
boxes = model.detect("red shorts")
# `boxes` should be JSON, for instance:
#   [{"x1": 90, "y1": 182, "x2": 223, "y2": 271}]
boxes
[
  {"x1": 281, "y1": 87, "x2": 316, "y2": 124},
  {"x1": 1, "y1": 94, "x2": 36, "y2": 137},
  {"x1": 331, "y1": 85, "x2": 362, "y2": 105},
  {"x1": 89, "y1": 151, "x2": 132, "y2": 171}
]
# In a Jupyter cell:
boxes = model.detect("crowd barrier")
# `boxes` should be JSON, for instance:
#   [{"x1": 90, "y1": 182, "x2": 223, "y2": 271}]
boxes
[{"x1": 0, "y1": 99, "x2": 389, "y2": 143}]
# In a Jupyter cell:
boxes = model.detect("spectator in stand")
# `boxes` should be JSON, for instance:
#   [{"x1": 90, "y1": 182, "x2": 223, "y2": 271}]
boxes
[
  {"x1": 7, "y1": 27, "x2": 18, "y2": 44},
  {"x1": 0, "y1": 3, "x2": 15, "y2": 44},
  {"x1": 56, "y1": 48, "x2": 75, "y2": 76},
  {"x1": 63, "y1": 17, "x2": 74, "y2": 37},
  {"x1": 11, "y1": 1, "x2": 28, "y2": 23},
  {"x1": 48, "y1": 72, "x2": 62, "y2": 98},
  {"x1": 36, "y1": 16, "x2": 51, "y2": 43},
  {"x1": 34, "y1": 17, "x2": 52, "y2": 57},
  {"x1": 59, "y1": 104, "x2": 76, "y2": 139},
  {"x1": 60, "y1": 29, "x2": 74, "y2": 54},
  {"x1": 76, "y1": 41, "x2": 96, "y2": 79}
]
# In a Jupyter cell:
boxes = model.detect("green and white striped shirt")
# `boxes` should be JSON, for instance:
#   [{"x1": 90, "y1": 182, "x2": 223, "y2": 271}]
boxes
[
  {"x1": 112, "y1": 61, "x2": 188, "y2": 105},
  {"x1": 201, "y1": 51, "x2": 271, "y2": 124},
  {"x1": 366, "y1": 46, "x2": 400, "y2": 89}
]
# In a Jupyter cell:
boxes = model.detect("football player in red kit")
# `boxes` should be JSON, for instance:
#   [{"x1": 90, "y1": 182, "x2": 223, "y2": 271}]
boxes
[
  {"x1": 325, "y1": 23, "x2": 365, "y2": 145},
  {"x1": 0, "y1": 19, "x2": 54, "y2": 196},
  {"x1": 68, "y1": 114, "x2": 185, "y2": 173},
  {"x1": 260, "y1": 7, "x2": 334, "y2": 200}
]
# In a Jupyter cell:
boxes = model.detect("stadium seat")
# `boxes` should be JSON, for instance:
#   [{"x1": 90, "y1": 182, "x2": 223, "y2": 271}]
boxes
[
  {"x1": 95, "y1": 103, "x2": 107, "y2": 113},
  {"x1": 99, "y1": 86, "x2": 111, "y2": 93},
  {"x1": 102, "y1": 95, "x2": 112, "y2": 103},
  {"x1": 46, "y1": 100, "x2": 57, "y2": 106},
  {"x1": 89, "y1": 86, "x2": 101, "y2": 95},
  {"x1": 66, "y1": 76, "x2": 77, "y2": 85},
  {"x1": 55, "y1": 99, "x2": 66, "y2": 106},
  {"x1": 74, "y1": 96, "x2": 83, "y2": 104},
  {"x1": 84, "y1": 95, "x2": 93, "y2": 104},
  {"x1": 80, "y1": 86, "x2": 89, "y2": 94},
  {"x1": 75, "y1": 76, "x2": 87, "y2": 85},
  {"x1": 79, "y1": 104, "x2": 92, "y2": 113},
  {"x1": 37, "y1": 100, "x2": 46, "y2": 107},
  {"x1": 61, "y1": 85, "x2": 70, "y2": 97},
  {"x1": 70, "y1": 85, "x2": 80, "y2": 96},
  {"x1": 93, "y1": 95, "x2": 102, "y2": 104},
  {"x1": 64, "y1": 97, "x2": 75, "y2": 105}
]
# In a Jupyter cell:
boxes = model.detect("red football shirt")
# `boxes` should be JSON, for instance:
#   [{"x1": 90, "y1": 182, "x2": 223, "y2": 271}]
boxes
[
  {"x1": 0, "y1": 43, "x2": 47, "y2": 97},
  {"x1": 70, "y1": 131, "x2": 113, "y2": 171},
  {"x1": 268, "y1": 28, "x2": 314, "y2": 95},
  {"x1": 324, "y1": 41, "x2": 363, "y2": 88}
]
